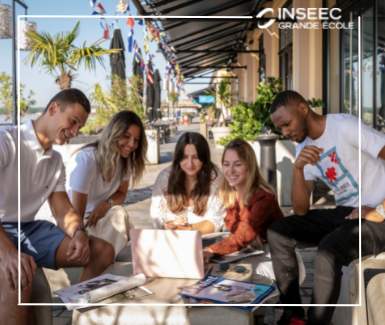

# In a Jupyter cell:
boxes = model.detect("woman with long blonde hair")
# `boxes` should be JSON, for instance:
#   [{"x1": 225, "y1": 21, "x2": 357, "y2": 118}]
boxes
[
  {"x1": 202, "y1": 139, "x2": 305, "y2": 325},
  {"x1": 67, "y1": 111, "x2": 147, "y2": 256}
]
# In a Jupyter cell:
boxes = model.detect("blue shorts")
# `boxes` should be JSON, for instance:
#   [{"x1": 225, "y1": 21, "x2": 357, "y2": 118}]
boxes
[{"x1": 2, "y1": 220, "x2": 67, "y2": 270}]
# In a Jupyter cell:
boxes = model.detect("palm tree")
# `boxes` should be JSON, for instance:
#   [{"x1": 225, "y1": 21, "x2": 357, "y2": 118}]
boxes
[
  {"x1": 24, "y1": 21, "x2": 120, "y2": 90},
  {"x1": 205, "y1": 76, "x2": 234, "y2": 126}
]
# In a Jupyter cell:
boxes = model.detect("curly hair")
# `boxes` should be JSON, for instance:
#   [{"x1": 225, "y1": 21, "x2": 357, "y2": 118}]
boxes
[
  {"x1": 270, "y1": 90, "x2": 307, "y2": 114},
  {"x1": 166, "y1": 132, "x2": 218, "y2": 216}
]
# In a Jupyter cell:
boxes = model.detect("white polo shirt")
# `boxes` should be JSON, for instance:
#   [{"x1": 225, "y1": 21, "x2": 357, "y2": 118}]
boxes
[
  {"x1": 66, "y1": 146, "x2": 131, "y2": 214},
  {"x1": 0, "y1": 120, "x2": 66, "y2": 222}
]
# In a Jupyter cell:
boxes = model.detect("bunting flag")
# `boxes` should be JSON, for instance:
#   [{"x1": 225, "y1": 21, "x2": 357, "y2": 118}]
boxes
[
  {"x1": 99, "y1": 18, "x2": 110, "y2": 39},
  {"x1": 90, "y1": 0, "x2": 97, "y2": 8},
  {"x1": 116, "y1": 0, "x2": 130, "y2": 13},
  {"x1": 126, "y1": 16, "x2": 134, "y2": 29},
  {"x1": 137, "y1": 20, "x2": 143, "y2": 25},
  {"x1": 140, "y1": 61, "x2": 145, "y2": 71},
  {"x1": 92, "y1": 3, "x2": 106, "y2": 15},
  {"x1": 127, "y1": 30, "x2": 134, "y2": 52},
  {"x1": 147, "y1": 66, "x2": 154, "y2": 84}
]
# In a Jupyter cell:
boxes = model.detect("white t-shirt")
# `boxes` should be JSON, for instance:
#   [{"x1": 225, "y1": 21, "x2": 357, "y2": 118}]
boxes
[
  {"x1": 66, "y1": 146, "x2": 131, "y2": 214},
  {"x1": 150, "y1": 166, "x2": 226, "y2": 232},
  {"x1": 0, "y1": 120, "x2": 66, "y2": 222},
  {"x1": 296, "y1": 114, "x2": 385, "y2": 208}
]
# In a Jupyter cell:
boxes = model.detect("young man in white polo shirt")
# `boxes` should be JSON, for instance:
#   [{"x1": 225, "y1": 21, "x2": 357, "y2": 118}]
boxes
[{"x1": 0, "y1": 89, "x2": 115, "y2": 325}]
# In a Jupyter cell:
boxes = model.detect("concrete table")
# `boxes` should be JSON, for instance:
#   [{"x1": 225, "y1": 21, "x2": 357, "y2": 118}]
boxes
[{"x1": 72, "y1": 262, "x2": 255, "y2": 325}]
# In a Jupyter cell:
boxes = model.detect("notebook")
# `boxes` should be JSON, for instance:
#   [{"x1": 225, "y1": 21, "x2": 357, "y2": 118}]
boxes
[{"x1": 130, "y1": 229, "x2": 205, "y2": 279}]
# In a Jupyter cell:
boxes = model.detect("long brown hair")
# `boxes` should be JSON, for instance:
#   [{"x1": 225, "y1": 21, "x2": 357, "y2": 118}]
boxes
[
  {"x1": 72, "y1": 111, "x2": 148, "y2": 188},
  {"x1": 219, "y1": 139, "x2": 275, "y2": 208},
  {"x1": 166, "y1": 132, "x2": 218, "y2": 216}
]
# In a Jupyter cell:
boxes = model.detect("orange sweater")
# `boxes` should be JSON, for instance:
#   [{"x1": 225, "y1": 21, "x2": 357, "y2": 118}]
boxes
[{"x1": 209, "y1": 189, "x2": 284, "y2": 256}]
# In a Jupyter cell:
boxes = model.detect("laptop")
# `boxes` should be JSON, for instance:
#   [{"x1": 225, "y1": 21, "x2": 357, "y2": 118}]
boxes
[{"x1": 130, "y1": 229, "x2": 204, "y2": 279}]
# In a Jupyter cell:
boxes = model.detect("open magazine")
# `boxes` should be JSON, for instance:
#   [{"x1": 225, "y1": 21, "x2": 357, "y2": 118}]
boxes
[
  {"x1": 177, "y1": 274, "x2": 278, "y2": 312},
  {"x1": 53, "y1": 273, "x2": 153, "y2": 310}
]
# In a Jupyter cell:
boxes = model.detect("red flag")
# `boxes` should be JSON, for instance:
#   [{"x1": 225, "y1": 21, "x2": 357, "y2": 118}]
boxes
[{"x1": 126, "y1": 17, "x2": 134, "y2": 29}]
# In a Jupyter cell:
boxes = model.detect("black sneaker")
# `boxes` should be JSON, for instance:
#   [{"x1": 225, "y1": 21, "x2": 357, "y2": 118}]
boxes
[{"x1": 277, "y1": 309, "x2": 293, "y2": 325}]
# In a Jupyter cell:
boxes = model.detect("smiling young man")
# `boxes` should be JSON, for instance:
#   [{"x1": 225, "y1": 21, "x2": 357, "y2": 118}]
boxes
[
  {"x1": 0, "y1": 89, "x2": 115, "y2": 325},
  {"x1": 267, "y1": 90, "x2": 385, "y2": 325}
]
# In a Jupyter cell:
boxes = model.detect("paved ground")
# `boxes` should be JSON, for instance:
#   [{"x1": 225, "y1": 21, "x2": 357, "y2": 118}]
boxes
[{"x1": 52, "y1": 120, "x2": 327, "y2": 325}]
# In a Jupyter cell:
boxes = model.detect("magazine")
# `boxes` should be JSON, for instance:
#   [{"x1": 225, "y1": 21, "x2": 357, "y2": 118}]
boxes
[
  {"x1": 210, "y1": 246, "x2": 265, "y2": 264},
  {"x1": 60, "y1": 285, "x2": 153, "y2": 310},
  {"x1": 177, "y1": 274, "x2": 277, "y2": 312},
  {"x1": 53, "y1": 273, "x2": 146, "y2": 304}
]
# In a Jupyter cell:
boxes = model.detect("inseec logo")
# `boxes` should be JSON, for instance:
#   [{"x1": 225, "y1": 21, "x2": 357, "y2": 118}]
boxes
[{"x1": 256, "y1": 8, "x2": 353, "y2": 30}]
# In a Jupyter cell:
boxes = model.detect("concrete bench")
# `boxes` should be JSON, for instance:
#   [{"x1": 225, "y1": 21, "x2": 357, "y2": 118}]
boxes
[
  {"x1": 0, "y1": 267, "x2": 53, "y2": 325},
  {"x1": 331, "y1": 252, "x2": 385, "y2": 325}
]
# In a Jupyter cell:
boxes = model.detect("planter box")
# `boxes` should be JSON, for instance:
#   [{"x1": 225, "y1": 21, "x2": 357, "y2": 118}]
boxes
[
  {"x1": 212, "y1": 126, "x2": 231, "y2": 148},
  {"x1": 248, "y1": 139, "x2": 296, "y2": 207},
  {"x1": 145, "y1": 129, "x2": 160, "y2": 164}
]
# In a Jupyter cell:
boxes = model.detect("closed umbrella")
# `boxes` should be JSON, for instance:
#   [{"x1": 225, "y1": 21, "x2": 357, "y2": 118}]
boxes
[
  {"x1": 110, "y1": 28, "x2": 126, "y2": 81},
  {"x1": 153, "y1": 69, "x2": 162, "y2": 120}
]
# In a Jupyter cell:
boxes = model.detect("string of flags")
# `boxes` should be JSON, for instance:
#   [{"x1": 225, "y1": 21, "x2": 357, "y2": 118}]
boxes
[{"x1": 88, "y1": 0, "x2": 186, "y2": 94}]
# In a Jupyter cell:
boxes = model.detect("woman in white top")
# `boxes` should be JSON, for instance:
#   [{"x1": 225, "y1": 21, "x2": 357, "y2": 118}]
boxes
[
  {"x1": 67, "y1": 111, "x2": 147, "y2": 256},
  {"x1": 151, "y1": 132, "x2": 226, "y2": 233}
]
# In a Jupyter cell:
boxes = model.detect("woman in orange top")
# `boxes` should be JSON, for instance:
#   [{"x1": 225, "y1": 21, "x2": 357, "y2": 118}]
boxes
[{"x1": 203, "y1": 139, "x2": 305, "y2": 325}]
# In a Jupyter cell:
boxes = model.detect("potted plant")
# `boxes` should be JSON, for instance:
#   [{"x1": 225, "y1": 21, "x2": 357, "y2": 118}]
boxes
[{"x1": 205, "y1": 76, "x2": 236, "y2": 148}]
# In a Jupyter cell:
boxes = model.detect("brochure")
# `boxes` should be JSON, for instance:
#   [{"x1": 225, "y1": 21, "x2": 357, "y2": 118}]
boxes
[
  {"x1": 60, "y1": 285, "x2": 153, "y2": 310},
  {"x1": 178, "y1": 274, "x2": 277, "y2": 311},
  {"x1": 53, "y1": 273, "x2": 146, "y2": 304}
]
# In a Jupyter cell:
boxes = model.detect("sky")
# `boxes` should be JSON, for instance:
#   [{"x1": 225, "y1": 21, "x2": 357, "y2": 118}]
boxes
[{"x1": 0, "y1": 0, "x2": 208, "y2": 107}]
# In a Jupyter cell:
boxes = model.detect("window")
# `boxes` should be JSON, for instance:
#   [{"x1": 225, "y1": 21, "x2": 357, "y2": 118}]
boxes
[{"x1": 279, "y1": 1, "x2": 293, "y2": 90}]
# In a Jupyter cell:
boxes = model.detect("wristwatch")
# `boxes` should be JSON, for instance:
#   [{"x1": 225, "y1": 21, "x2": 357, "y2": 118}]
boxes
[
  {"x1": 107, "y1": 198, "x2": 115, "y2": 207},
  {"x1": 375, "y1": 204, "x2": 385, "y2": 219},
  {"x1": 188, "y1": 224, "x2": 194, "y2": 230},
  {"x1": 73, "y1": 226, "x2": 90, "y2": 240}
]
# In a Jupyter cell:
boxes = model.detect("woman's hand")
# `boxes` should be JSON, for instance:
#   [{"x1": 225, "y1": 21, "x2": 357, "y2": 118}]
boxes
[
  {"x1": 163, "y1": 216, "x2": 188, "y2": 230},
  {"x1": 250, "y1": 233, "x2": 266, "y2": 249},
  {"x1": 85, "y1": 201, "x2": 111, "y2": 228},
  {"x1": 203, "y1": 247, "x2": 215, "y2": 263}
]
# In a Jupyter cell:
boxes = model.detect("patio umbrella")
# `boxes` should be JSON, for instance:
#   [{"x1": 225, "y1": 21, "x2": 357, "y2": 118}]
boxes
[
  {"x1": 133, "y1": 49, "x2": 144, "y2": 99},
  {"x1": 110, "y1": 28, "x2": 126, "y2": 81},
  {"x1": 146, "y1": 61, "x2": 155, "y2": 121},
  {"x1": 153, "y1": 69, "x2": 162, "y2": 120}
]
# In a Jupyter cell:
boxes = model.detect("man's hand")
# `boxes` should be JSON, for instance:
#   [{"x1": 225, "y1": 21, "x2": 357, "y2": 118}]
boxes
[
  {"x1": 162, "y1": 216, "x2": 188, "y2": 230},
  {"x1": 66, "y1": 231, "x2": 90, "y2": 264},
  {"x1": 203, "y1": 247, "x2": 215, "y2": 263},
  {"x1": 346, "y1": 206, "x2": 385, "y2": 223},
  {"x1": 85, "y1": 201, "x2": 111, "y2": 228},
  {"x1": 250, "y1": 234, "x2": 266, "y2": 249},
  {"x1": 294, "y1": 146, "x2": 324, "y2": 170},
  {"x1": 0, "y1": 247, "x2": 36, "y2": 291}
]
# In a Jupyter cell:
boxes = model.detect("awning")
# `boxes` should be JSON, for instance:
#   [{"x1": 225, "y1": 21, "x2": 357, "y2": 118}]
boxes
[{"x1": 132, "y1": 0, "x2": 267, "y2": 79}]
